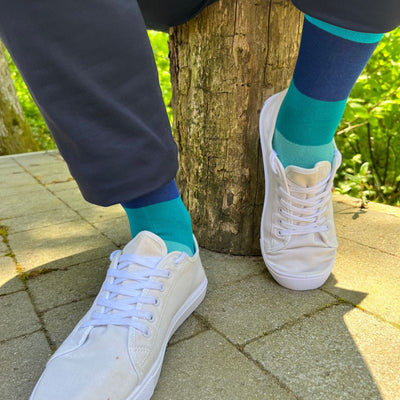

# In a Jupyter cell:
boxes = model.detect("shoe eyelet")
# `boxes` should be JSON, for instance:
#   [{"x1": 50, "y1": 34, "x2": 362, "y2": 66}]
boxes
[
  {"x1": 154, "y1": 298, "x2": 160, "y2": 306},
  {"x1": 167, "y1": 271, "x2": 172, "y2": 278},
  {"x1": 159, "y1": 284, "x2": 165, "y2": 292},
  {"x1": 143, "y1": 329, "x2": 151, "y2": 338},
  {"x1": 148, "y1": 313, "x2": 155, "y2": 322}
]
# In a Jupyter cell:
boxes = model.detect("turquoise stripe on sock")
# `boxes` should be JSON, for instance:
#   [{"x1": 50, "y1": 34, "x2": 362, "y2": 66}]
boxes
[
  {"x1": 123, "y1": 197, "x2": 194, "y2": 256},
  {"x1": 276, "y1": 81, "x2": 347, "y2": 146},
  {"x1": 273, "y1": 129, "x2": 335, "y2": 169},
  {"x1": 305, "y1": 15, "x2": 384, "y2": 43}
]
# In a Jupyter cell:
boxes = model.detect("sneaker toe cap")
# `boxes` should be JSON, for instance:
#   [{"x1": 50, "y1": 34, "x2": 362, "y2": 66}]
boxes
[
  {"x1": 264, "y1": 245, "x2": 336, "y2": 290},
  {"x1": 31, "y1": 327, "x2": 138, "y2": 400}
]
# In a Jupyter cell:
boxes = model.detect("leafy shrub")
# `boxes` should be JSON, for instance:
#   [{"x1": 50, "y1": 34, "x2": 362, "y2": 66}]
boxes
[{"x1": 335, "y1": 27, "x2": 400, "y2": 206}]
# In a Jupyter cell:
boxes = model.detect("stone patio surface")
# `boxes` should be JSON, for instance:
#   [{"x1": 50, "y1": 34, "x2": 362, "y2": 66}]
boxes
[{"x1": 0, "y1": 150, "x2": 399, "y2": 400}]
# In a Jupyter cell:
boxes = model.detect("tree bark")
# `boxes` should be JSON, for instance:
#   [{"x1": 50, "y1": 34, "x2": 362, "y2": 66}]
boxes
[
  {"x1": 169, "y1": 0, "x2": 302, "y2": 255},
  {"x1": 0, "y1": 42, "x2": 38, "y2": 155}
]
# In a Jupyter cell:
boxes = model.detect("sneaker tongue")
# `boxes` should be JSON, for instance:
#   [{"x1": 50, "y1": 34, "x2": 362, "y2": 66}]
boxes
[
  {"x1": 285, "y1": 161, "x2": 331, "y2": 188},
  {"x1": 122, "y1": 231, "x2": 167, "y2": 258}
]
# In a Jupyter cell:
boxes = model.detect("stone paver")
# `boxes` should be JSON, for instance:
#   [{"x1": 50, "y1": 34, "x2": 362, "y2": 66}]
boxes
[
  {"x1": 0, "y1": 170, "x2": 38, "y2": 189},
  {"x1": 199, "y1": 248, "x2": 265, "y2": 292},
  {"x1": 4, "y1": 206, "x2": 80, "y2": 234},
  {"x1": 0, "y1": 240, "x2": 8, "y2": 254},
  {"x1": 0, "y1": 189, "x2": 65, "y2": 219},
  {"x1": 42, "y1": 297, "x2": 95, "y2": 347},
  {"x1": 197, "y1": 273, "x2": 335, "y2": 345},
  {"x1": 8, "y1": 219, "x2": 116, "y2": 272},
  {"x1": 343, "y1": 307, "x2": 400, "y2": 400},
  {"x1": 11, "y1": 151, "x2": 60, "y2": 167},
  {"x1": 0, "y1": 332, "x2": 51, "y2": 400},
  {"x1": 0, "y1": 151, "x2": 399, "y2": 400},
  {"x1": 326, "y1": 237, "x2": 400, "y2": 325},
  {"x1": 77, "y1": 203, "x2": 125, "y2": 224},
  {"x1": 53, "y1": 188, "x2": 98, "y2": 210},
  {"x1": 45, "y1": 179, "x2": 79, "y2": 193},
  {"x1": 0, "y1": 182, "x2": 47, "y2": 199},
  {"x1": 0, "y1": 255, "x2": 24, "y2": 295},
  {"x1": 92, "y1": 216, "x2": 131, "y2": 247},
  {"x1": 335, "y1": 206, "x2": 400, "y2": 257},
  {"x1": 27, "y1": 256, "x2": 109, "y2": 312},
  {"x1": 245, "y1": 304, "x2": 400, "y2": 400},
  {"x1": 25, "y1": 163, "x2": 72, "y2": 185},
  {"x1": 153, "y1": 330, "x2": 298, "y2": 400},
  {"x1": 0, "y1": 291, "x2": 41, "y2": 342}
]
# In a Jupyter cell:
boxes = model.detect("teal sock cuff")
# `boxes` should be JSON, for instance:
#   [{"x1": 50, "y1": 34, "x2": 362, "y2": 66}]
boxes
[
  {"x1": 305, "y1": 15, "x2": 384, "y2": 43},
  {"x1": 123, "y1": 197, "x2": 194, "y2": 256}
]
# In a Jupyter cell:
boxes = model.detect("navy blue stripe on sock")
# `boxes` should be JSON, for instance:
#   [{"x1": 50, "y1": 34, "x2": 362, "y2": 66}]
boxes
[
  {"x1": 122, "y1": 179, "x2": 179, "y2": 209},
  {"x1": 293, "y1": 18, "x2": 380, "y2": 102}
]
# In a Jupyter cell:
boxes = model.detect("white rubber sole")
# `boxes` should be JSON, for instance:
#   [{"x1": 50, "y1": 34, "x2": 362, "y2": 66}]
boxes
[
  {"x1": 259, "y1": 92, "x2": 333, "y2": 291},
  {"x1": 265, "y1": 263, "x2": 333, "y2": 291},
  {"x1": 127, "y1": 276, "x2": 208, "y2": 400}
]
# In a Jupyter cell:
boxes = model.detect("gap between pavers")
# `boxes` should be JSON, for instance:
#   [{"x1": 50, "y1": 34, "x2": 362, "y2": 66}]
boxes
[
  {"x1": 335, "y1": 207, "x2": 400, "y2": 258},
  {"x1": 196, "y1": 272, "x2": 336, "y2": 346},
  {"x1": 325, "y1": 237, "x2": 400, "y2": 326},
  {"x1": 26, "y1": 256, "x2": 111, "y2": 312},
  {"x1": 200, "y1": 247, "x2": 266, "y2": 292},
  {"x1": 0, "y1": 189, "x2": 66, "y2": 219},
  {"x1": 245, "y1": 304, "x2": 399, "y2": 400},
  {"x1": 7, "y1": 219, "x2": 117, "y2": 272},
  {"x1": 45, "y1": 180, "x2": 79, "y2": 193},
  {"x1": 153, "y1": 330, "x2": 298, "y2": 400},
  {"x1": 23, "y1": 163, "x2": 72, "y2": 186}
]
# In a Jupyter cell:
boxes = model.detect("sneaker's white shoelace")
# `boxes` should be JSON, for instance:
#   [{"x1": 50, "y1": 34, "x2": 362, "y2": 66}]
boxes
[
  {"x1": 82, "y1": 251, "x2": 175, "y2": 336},
  {"x1": 270, "y1": 152, "x2": 332, "y2": 237}
]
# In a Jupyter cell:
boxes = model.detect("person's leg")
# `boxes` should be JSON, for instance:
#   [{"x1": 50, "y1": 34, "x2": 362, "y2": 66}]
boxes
[
  {"x1": 138, "y1": 0, "x2": 217, "y2": 32},
  {"x1": 0, "y1": 1, "x2": 211, "y2": 399},
  {"x1": 272, "y1": 17, "x2": 383, "y2": 169},
  {"x1": 0, "y1": 0, "x2": 213, "y2": 255},
  {"x1": 260, "y1": 0, "x2": 400, "y2": 290}
]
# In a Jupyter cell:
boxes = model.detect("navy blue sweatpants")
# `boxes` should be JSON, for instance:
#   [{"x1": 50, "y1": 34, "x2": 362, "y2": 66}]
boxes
[{"x1": 0, "y1": 0, "x2": 398, "y2": 206}]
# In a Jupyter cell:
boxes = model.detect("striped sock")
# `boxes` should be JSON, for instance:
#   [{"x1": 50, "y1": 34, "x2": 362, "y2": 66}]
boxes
[
  {"x1": 273, "y1": 15, "x2": 383, "y2": 169},
  {"x1": 122, "y1": 180, "x2": 194, "y2": 256}
]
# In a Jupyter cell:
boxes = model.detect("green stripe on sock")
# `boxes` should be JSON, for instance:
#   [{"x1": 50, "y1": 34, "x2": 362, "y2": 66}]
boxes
[{"x1": 276, "y1": 81, "x2": 347, "y2": 146}]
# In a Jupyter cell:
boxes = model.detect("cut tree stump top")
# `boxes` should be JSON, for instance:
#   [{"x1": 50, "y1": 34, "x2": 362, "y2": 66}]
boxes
[{"x1": 0, "y1": 151, "x2": 399, "y2": 400}]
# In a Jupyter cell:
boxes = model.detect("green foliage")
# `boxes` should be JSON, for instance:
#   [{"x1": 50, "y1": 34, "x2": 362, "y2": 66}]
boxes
[
  {"x1": 335, "y1": 27, "x2": 400, "y2": 206},
  {"x1": 147, "y1": 31, "x2": 173, "y2": 124},
  {"x1": 5, "y1": 49, "x2": 56, "y2": 150}
]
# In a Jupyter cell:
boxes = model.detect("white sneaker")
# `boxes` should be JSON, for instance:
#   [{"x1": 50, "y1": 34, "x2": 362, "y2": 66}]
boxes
[
  {"x1": 259, "y1": 90, "x2": 342, "y2": 291},
  {"x1": 30, "y1": 231, "x2": 208, "y2": 400}
]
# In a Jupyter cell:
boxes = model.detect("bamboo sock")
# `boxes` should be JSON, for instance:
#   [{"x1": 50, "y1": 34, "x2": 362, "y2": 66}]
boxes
[
  {"x1": 122, "y1": 180, "x2": 194, "y2": 256},
  {"x1": 273, "y1": 15, "x2": 383, "y2": 168}
]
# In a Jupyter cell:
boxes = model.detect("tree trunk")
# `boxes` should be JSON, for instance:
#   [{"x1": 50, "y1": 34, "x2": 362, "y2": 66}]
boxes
[
  {"x1": 169, "y1": 0, "x2": 302, "y2": 255},
  {"x1": 0, "y1": 42, "x2": 38, "y2": 155}
]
